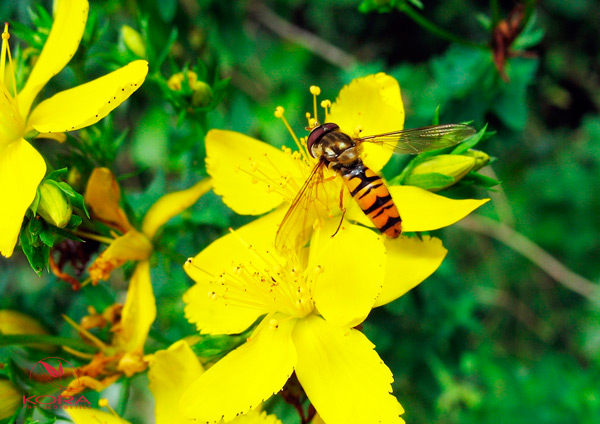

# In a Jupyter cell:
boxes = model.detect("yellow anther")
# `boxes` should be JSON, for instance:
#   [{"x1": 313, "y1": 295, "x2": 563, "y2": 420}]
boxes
[
  {"x1": 309, "y1": 86, "x2": 321, "y2": 124},
  {"x1": 308, "y1": 117, "x2": 317, "y2": 128},
  {"x1": 274, "y1": 106, "x2": 285, "y2": 118},
  {"x1": 249, "y1": 161, "x2": 258, "y2": 171},
  {"x1": 251, "y1": 177, "x2": 258, "y2": 184},
  {"x1": 352, "y1": 125, "x2": 363, "y2": 138},
  {"x1": 208, "y1": 291, "x2": 217, "y2": 300},
  {"x1": 268, "y1": 318, "x2": 279, "y2": 330},
  {"x1": 305, "y1": 112, "x2": 312, "y2": 127},
  {"x1": 99, "y1": 398, "x2": 119, "y2": 418},
  {"x1": 2, "y1": 26, "x2": 9, "y2": 40}
]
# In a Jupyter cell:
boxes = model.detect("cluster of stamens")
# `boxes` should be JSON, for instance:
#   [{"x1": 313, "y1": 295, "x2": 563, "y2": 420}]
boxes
[
  {"x1": 273, "y1": 85, "x2": 332, "y2": 162},
  {"x1": 186, "y1": 229, "x2": 318, "y2": 318}
]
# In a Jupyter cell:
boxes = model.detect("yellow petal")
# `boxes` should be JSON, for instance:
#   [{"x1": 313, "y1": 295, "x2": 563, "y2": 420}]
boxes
[
  {"x1": 206, "y1": 129, "x2": 307, "y2": 215},
  {"x1": 309, "y1": 222, "x2": 385, "y2": 328},
  {"x1": 67, "y1": 408, "x2": 131, "y2": 424},
  {"x1": 88, "y1": 230, "x2": 153, "y2": 283},
  {"x1": 17, "y1": 0, "x2": 89, "y2": 118},
  {"x1": 0, "y1": 139, "x2": 46, "y2": 257},
  {"x1": 114, "y1": 260, "x2": 156, "y2": 355},
  {"x1": 142, "y1": 179, "x2": 212, "y2": 238},
  {"x1": 179, "y1": 316, "x2": 297, "y2": 422},
  {"x1": 292, "y1": 315, "x2": 405, "y2": 424},
  {"x1": 183, "y1": 213, "x2": 283, "y2": 335},
  {"x1": 84, "y1": 167, "x2": 132, "y2": 232},
  {"x1": 148, "y1": 340, "x2": 204, "y2": 424},
  {"x1": 328, "y1": 73, "x2": 404, "y2": 172},
  {"x1": 35, "y1": 132, "x2": 67, "y2": 143},
  {"x1": 374, "y1": 236, "x2": 447, "y2": 307},
  {"x1": 391, "y1": 185, "x2": 490, "y2": 232},
  {"x1": 27, "y1": 60, "x2": 148, "y2": 134}
]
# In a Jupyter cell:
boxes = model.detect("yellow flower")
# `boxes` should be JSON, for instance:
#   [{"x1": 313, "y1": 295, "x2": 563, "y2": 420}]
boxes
[
  {"x1": 67, "y1": 341, "x2": 283, "y2": 424},
  {"x1": 205, "y1": 73, "x2": 488, "y2": 246},
  {"x1": 62, "y1": 170, "x2": 211, "y2": 391},
  {"x1": 84, "y1": 168, "x2": 212, "y2": 284},
  {"x1": 180, "y1": 211, "x2": 448, "y2": 424},
  {"x1": 148, "y1": 340, "x2": 282, "y2": 424},
  {"x1": 0, "y1": 0, "x2": 149, "y2": 258}
]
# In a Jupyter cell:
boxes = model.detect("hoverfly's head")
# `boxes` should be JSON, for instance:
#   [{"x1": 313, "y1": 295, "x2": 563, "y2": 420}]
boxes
[{"x1": 307, "y1": 123, "x2": 339, "y2": 158}]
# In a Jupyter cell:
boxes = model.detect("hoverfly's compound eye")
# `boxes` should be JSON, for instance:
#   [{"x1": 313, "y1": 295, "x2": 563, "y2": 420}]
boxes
[{"x1": 307, "y1": 123, "x2": 339, "y2": 158}]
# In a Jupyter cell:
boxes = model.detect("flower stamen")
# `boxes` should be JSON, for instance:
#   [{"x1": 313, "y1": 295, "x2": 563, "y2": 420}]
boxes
[
  {"x1": 309, "y1": 85, "x2": 321, "y2": 125},
  {"x1": 274, "y1": 106, "x2": 309, "y2": 162},
  {"x1": 1, "y1": 23, "x2": 9, "y2": 84},
  {"x1": 321, "y1": 99, "x2": 331, "y2": 122}
]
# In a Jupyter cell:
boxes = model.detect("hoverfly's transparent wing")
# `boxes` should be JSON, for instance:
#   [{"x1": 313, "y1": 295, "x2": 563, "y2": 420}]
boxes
[
  {"x1": 275, "y1": 161, "x2": 328, "y2": 257},
  {"x1": 357, "y1": 124, "x2": 476, "y2": 155}
]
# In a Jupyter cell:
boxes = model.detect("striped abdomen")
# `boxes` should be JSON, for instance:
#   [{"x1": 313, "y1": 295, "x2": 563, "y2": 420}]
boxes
[{"x1": 340, "y1": 161, "x2": 402, "y2": 238}]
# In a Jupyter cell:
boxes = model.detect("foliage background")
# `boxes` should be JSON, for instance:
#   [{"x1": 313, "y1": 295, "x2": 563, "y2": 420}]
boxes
[{"x1": 1, "y1": 0, "x2": 599, "y2": 423}]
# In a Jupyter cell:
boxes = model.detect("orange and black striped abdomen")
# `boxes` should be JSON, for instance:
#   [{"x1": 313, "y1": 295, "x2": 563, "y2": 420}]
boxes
[{"x1": 340, "y1": 161, "x2": 402, "y2": 238}]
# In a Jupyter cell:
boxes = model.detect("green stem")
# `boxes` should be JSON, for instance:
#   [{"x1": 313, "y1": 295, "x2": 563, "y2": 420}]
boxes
[
  {"x1": 401, "y1": 5, "x2": 488, "y2": 49},
  {"x1": 0, "y1": 334, "x2": 97, "y2": 352}
]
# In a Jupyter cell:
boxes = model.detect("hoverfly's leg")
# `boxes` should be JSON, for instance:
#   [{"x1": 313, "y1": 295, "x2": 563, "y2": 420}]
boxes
[{"x1": 331, "y1": 185, "x2": 347, "y2": 238}]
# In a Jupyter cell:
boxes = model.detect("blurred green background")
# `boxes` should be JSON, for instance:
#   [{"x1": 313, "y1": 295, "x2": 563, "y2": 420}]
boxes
[{"x1": 1, "y1": 0, "x2": 599, "y2": 423}]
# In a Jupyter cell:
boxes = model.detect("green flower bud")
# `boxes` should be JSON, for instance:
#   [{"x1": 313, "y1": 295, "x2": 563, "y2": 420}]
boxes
[
  {"x1": 191, "y1": 80, "x2": 213, "y2": 107},
  {"x1": 0, "y1": 379, "x2": 20, "y2": 420},
  {"x1": 405, "y1": 154, "x2": 477, "y2": 192},
  {"x1": 37, "y1": 181, "x2": 72, "y2": 228},
  {"x1": 462, "y1": 149, "x2": 491, "y2": 171},
  {"x1": 121, "y1": 25, "x2": 146, "y2": 58}
]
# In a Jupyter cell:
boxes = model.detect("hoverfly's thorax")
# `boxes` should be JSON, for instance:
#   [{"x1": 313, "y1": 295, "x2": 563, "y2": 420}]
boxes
[{"x1": 308, "y1": 123, "x2": 359, "y2": 168}]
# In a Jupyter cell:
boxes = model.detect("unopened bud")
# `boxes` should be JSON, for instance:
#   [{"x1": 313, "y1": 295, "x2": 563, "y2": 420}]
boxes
[
  {"x1": 37, "y1": 181, "x2": 72, "y2": 228},
  {"x1": 167, "y1": 71, "x2": 198, "y2": 91},
  {"x1": 405, "y1": 154, "x2": 477, "y2": 192},
  {"x1": 121, "y1": 25, "x2": 146, "y2": 58},
  {"x1": 191, "y1": 80, "x2": 213, "y2": 107},
  {"x1": 462, "y1": 149, "x2": 491, "y2": 171},
  {"x1": 0, "y1": 379, "x2": 20, "y2": 420}
]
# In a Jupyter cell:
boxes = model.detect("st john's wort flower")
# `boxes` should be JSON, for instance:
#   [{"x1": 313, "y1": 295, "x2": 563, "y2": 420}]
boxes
[{"x1": 0, "y1": 0, "x2": 148, "y2": 258}]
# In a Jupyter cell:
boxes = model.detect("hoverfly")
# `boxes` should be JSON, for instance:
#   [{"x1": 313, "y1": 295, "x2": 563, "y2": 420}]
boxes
[{"x1": 274, "y1": 122, "x2": 475, "y2": 254}]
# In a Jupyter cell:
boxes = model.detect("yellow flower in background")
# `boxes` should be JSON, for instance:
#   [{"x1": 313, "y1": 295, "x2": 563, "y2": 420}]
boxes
[
  {"x1": 180, "y1": 211, "x2": 448, "y2": 424},
  {"x1": 65, "y1": 341, "x2": 283, "y2": 423},
  {"x1": 206, "y1": 73, "x2": 488, "y2": 246},
  {"x1": 148, "y1": 340, "x2": 282, "y2": 424},
  {"x1": 84, "y1": 168, "x2": 212, "y2": 284},
  {"x1": 61, "y1": 169, "x2": 211, "y2": 392},
  {"x1": 0, "y1": 0, "x2": 149, "y2": 258}
]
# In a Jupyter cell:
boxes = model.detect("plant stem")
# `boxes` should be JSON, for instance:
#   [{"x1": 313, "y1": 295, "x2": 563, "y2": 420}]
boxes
[
  {"x1": 0, "y1": 334, "x2": 96, "y2": 352},
  {"x1": 459, "y1": 215, "x2": 600, "y2": 301},
  {"x1": 401, "y1": 5, "x2": 488, "y2": 50}
]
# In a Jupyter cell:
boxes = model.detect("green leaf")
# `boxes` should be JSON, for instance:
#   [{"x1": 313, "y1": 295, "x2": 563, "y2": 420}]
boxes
[
  {"x1": 44, "y1": 168, "x2": 68, "y2": 181},
  {"x1": 461, "y1": 172, "x2": 501, "y2": 188},
  {"x1": 19, "y1": 221, "x2": 49, "y2": 276},
  {"x1": 52, "y1": 181, "x2": 90, "y2": 218},
  {"x1": 451, "y1": 123, "x2": 490, "y2": 154}
]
